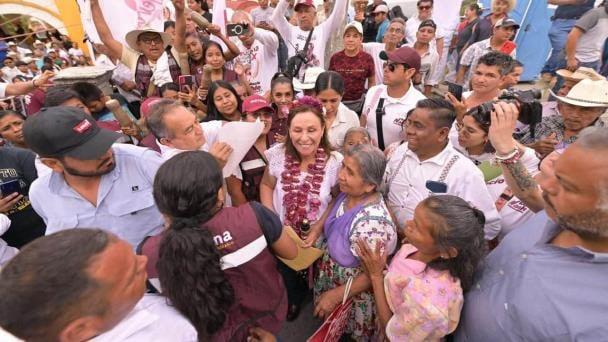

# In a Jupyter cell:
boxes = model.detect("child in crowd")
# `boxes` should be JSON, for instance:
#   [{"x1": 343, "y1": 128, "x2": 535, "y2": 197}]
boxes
[{"x1": 357, "y1": 195, "x2": 486, "y2": 341}]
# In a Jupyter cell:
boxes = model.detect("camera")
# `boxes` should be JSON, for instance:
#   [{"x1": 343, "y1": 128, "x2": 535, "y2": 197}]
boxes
[
  {"x1": 472, "y1": 89, "x2": 543, "y2": 138},
  {"x1": 226, "y1": 23, "x2": 249, "y2": 37}
]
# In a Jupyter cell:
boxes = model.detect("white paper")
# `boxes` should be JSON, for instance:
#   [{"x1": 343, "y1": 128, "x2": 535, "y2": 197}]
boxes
[{"x1": 218, "y1": 121, "x2": 264, "y2": 178}]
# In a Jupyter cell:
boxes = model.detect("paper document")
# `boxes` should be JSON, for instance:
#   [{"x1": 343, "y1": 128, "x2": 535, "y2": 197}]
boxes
[
  {"x1": 218, "y1": 121, "x2": 264, "y2": 177},
  {"x1": 278, "y1": 226, "x2": 324, "y2": 271}
]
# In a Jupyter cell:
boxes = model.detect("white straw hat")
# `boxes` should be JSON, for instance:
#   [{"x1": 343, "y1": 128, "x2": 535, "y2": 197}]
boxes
[
  {"x1": 125, "y1": 27, "x2": 171, "y2": 52},
  {"x1": 293, "y1": 67, "x2": 325, "y2": 91},
  {"x1": 552, "y1": 79, "x2": 608, "y2": 108}
]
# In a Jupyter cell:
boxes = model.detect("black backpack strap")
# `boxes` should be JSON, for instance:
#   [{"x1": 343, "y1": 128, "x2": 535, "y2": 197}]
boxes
[{"x1": 375, "y1": 98, "x2": 386, "y2": 150}]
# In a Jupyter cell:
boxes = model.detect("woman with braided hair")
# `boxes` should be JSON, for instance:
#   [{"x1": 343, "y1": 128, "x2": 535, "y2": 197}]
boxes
[{"x1": 140, "y1": 151, "x2": 297, "y2": 341}]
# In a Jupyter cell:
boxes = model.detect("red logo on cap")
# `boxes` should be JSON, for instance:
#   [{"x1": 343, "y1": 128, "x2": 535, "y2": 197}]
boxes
[{"x1": 73, "y1": 119, "x2": 92, "y2": 134}]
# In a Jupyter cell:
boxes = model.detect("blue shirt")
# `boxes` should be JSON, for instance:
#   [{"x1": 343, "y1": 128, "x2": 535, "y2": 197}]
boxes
[
  {"x1": 376, "y1": 19, "x2": 390, "y2": 43},
  {"x1": 455, "y1": 211, "x2": 608, "y2": 341},
  {"x1": 29, "y1": 144, "x2": 165, "y2": 247}
]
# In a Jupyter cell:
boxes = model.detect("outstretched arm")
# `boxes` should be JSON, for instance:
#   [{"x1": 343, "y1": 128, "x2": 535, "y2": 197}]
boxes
[
  {"x1": 90, "y1": 0, "x2": 123, "y2": 61},
  {"x1": 173, "y1": 0, "x2": 187, "y2": 53}
]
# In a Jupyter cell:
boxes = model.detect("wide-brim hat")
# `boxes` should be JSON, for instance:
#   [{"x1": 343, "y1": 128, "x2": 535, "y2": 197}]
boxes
[
  {"x1": 555, "y1": 67, "x2": 604, "y2": 82},
  {"x1": 293, "y1": 67, "x2": 325, "y2": 91},
  {"x1": 551, "y1": 79, "x2": 608, "y2": 108},
  {"x1": 125, "y1": 28, "x2": 171, "y2": 52}
]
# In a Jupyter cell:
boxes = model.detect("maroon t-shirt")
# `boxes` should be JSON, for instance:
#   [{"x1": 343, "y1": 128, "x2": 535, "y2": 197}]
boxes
[{"x1": 329, "y1": 50, "x2": 375, "y2": 101}]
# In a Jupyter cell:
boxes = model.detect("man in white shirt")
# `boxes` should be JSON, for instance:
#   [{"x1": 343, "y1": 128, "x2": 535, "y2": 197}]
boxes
[
  {"x1": 383, "y1": 98, "x2": 501, "y2": 239},
  {"x1": 271, "y1": 0, "x2": 347, "y2": 79},
  {"x1": 405, "y1": 0, "x2": 444, "y2": 56},
  {"x1": 230, "y1": 11, "x2": 279, "y2": 95},
  {"x1": 407, "y1": 19, "x2": 440, "y2": 96},
  {"x1": 363, "y1": 17, "x2": 406, "y2": 86},
  {"x1": 251, "y1": 0, "x2": 275, "y2": 25},
  {"x1": 145, "y1": 99, "x2": 232, "y2": 163},
  {"x1": 0, "y1": 229, "x2": 197, "y2": 341},
  {"x1": 361, "y1": 46, "x2": 426, "y2": 150},
  {"x1": 1, "y1": 57, "x2": 19, "y2": 83}
]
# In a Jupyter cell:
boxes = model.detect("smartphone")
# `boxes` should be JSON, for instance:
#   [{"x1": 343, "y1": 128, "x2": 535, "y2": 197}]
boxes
[
  {"x1": 500, "y1": 41, "x2": 517, "y2": 55},
  {"x1": 178, "y1": 75, "x2": 195, "y2": 93},
  {"x1": 0, "y1": 180, "x2": 23, "y2": 197},
  {"x1": 447, "y1": 82, "x2": 464, "y2": 102},
  {"x1": 426, "y1": 180, "x2": 448, "y2": 194},
  {"x1": 226, "y1": 23, "x2": 249, "y2": 37}
]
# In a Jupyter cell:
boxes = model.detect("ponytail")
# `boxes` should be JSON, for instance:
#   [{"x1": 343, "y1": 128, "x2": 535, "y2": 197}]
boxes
[{"x1": 157, "y1": 217, "x2": 235, "y2": 340}]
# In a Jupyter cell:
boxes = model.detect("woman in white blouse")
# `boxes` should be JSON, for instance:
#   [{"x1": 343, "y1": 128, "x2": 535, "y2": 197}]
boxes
[
  {"x1": 260, "y1": 96, "x2": 343, "y2": 321},
  {"x1": 314, "y1": 71, "x2": 360, "y2": 150},
  {"x1": 453, "y1": 106, "x2": 540, "y2": 240}
]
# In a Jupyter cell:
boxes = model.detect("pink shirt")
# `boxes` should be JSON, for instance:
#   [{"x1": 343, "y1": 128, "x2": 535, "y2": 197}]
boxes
[{"x1": 384, "y1": 244, "x2": 464, "y2": 341}]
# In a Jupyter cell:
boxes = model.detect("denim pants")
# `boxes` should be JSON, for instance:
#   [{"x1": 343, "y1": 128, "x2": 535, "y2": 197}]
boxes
[{"x1": 541, "y1": 18, "x2": 577, "y2": 75}]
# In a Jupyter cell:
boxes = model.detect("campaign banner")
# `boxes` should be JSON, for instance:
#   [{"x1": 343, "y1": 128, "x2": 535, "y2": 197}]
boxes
[{"x1": 76, "y1": 0, "x2": 165, "y2": 45}]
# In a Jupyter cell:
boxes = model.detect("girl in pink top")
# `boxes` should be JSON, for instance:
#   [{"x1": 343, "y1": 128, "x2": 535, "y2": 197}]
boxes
[{"x1": 357, "y1": 195, "x2": 486, "y2": 341}]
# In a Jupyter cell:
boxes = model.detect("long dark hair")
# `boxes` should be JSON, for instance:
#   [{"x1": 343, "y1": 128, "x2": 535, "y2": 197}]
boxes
[
  {"x1": 466, "y1": 108, "x2": 495, "y2": 153},
  {"x1": 205, "y1": 80, "x2": 243, "y2": 121},
  {"x1": 203, "y1": 40, "x2": 225, "y2": 64},
  {"x1": 285, "y1": 97, "x2": 332, "y2": 160},
  {"x1": 153, "y1": 151, "x2": 234, "y2": 339},
  {"x1": 421, "y1": 195, "x2": 486, "y2": 291},
  {"x1": 314, "y1": 71, "x2": 345, "y2": 96}
]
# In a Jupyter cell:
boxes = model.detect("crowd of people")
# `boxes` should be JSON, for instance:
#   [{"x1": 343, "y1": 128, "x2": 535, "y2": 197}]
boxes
[{"x1": 0, "y1": 0, "x2": 607, "y2": 341}]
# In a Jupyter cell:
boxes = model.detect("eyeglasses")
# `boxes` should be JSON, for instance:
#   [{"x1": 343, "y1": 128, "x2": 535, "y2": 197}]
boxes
[
  {"x1": 139, "y1": 36, "x2": 163, "y2": 45},
  {"x1": 383, "y1": 61, "x2": 408, "y2": 72},
  {"x1": 388, "y1": 27, "x2": 404, "y2": 34},
  {"x1": 418, "y1": 5, "x2": 432, "y2": 10}
]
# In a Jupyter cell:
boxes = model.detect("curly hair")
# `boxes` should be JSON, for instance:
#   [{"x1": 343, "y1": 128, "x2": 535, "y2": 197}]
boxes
[
  {"x1": 421, "y1": 195, "x2": 487, "y2": 291},
  {"x1": 285, "y1": 96, "x2": 332, "y2": 160},
  {"x1": 153, "y1": 151, "x2": 235, "y2": 339}
]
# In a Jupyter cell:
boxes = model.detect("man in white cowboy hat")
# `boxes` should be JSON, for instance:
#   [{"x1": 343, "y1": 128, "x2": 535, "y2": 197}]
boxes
[
  {"x1": 293, "y1": 66, "x2": 324, "y2": 96},
  {"x1": 90, "y1": 0, "x2": 185, "y2": 98},
  {"x1": 519, "y1": 78, "x2": 608, "y2": 157}
]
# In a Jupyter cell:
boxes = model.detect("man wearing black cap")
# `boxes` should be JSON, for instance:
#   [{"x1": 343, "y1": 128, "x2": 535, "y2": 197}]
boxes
[
  {"x1": 360, "y1": 46, "x2": 426, "y2": 150},
  {"x1": 24, "y1": 107, "x2": 165, "y2": 248},
  {"x1": 456, "y1": 17, "x2": 519, "y2": 87}
]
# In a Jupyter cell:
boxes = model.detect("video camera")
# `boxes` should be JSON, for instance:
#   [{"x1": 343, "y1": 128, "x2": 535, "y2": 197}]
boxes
[{"x1": 471, "y1": 89, "x2": 543, "y2": 138}]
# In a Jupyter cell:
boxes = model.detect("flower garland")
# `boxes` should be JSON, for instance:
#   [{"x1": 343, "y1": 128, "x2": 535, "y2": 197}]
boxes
[{"x1": 281, "y1": 148, "x2": 327, "y2": 235}]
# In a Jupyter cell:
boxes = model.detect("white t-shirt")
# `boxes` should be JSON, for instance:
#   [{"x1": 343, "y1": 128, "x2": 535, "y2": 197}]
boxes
[
  {"x1": 406, "y1": 42, "x2": 440, "y2": 87},
  {"x1": 405, "y1": 14, "x2": 445, "y2": 49},
  {"x1": 271, "y1": 0, "x2": 347, "y2": 77},
  {"x1": 231, "y1": 28, "x2": 279, "y2": 95},
  {"x1": 327, "y1": 103, "x2": 360, "y2": 149},
  {"x1": 362, "y1": 42, "x2": 385, "y2": 87},
  {"x1": 0, "y1": 83, "x2": 7, "y2": 99},
  {"x1": 251, "y1": 6, "x2": 274, "y2": 25},
  {"x1": 361, "y1": 84, "x2": 426, "y2": 149},
  {"x1": 450, "y1": 135, "x2": 540, "y2": 239},
  {"x1": 265, "y1": 143, "x2": 343, "y2": 224},
  {"x1": 384, "y1": 142, "x2": 502, "y2": 239},
  {"x1": 69, "y1": 48, "x2": 84, "y2": 57}
]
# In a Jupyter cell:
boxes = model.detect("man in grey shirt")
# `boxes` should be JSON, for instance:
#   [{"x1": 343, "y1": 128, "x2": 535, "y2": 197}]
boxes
[
  {"x1": 24, "y1": 106, "x2": 164, "y2": 248},
  {"x1": 455, "y1": 126, "x2": 608, "y2": 341}
]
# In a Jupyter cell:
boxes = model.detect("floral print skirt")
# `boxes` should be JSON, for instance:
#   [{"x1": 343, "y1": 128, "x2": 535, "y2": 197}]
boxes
[{"x1": 314, "y1": 247, "x2": 377, "y2": 341}]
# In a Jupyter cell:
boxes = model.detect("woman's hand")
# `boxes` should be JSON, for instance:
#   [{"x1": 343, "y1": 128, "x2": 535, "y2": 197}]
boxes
[
  {"x1": 206, "y1": 24, "x2": 222, "y2": 36},
  {"x1": 356, "y1": 239, "x2": 387, "y2": 279},
  {"x1": 488, "y1": 101, "x2": 520, "y2": 155},
  {"x1": 445, "y1": 92, "x2": 468, "y2": 123},
  {"x1": 301, "y1": 222, "x2": 322, "y2": 248},
  {"x1": 178, "y1": 85, "x2": 197, "y2": 104},
  {"x1": 314, "y1": 288, "x2": 343, "y2": 319}
]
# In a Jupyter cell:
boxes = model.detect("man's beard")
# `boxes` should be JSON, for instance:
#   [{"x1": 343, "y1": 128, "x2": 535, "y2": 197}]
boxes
[
  {"x1": 544, "y1": 192, "x2": 608, "y2": 239},
  {"x1": 62, "y1": 157, "x2": 116, "y2": 178}
]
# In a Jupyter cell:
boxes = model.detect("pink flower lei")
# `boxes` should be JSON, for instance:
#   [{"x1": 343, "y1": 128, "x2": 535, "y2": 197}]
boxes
[{"x1": 281, "y1": 147, "x2": 327, "y2": 235}]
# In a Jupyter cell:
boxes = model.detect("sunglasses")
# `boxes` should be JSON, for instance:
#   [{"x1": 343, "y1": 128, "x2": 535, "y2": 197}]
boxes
[
  {"x1": 383, "y1": 61, "x2": 408, "y2": 72},
  {"x1": 418, "y1": 5, "x2": 432, "y2": 10}
]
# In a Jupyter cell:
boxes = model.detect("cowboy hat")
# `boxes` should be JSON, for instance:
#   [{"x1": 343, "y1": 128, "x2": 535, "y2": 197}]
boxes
[
  {"x1": 551, "y1": 79, "x2": 608, "y2": 108},
  {"x1": 125, "y1": 27, "x2": 171, "y2": 52},
  {"x1": 555, "y1": 66, "x2": 605, "y2": 82}
]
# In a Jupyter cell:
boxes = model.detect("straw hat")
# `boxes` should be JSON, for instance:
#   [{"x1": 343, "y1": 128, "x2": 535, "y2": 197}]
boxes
[
  {"x1": 556, "y1": 67, "x2": 605, "y2": 82},
  {"x1": 125, "y1": 27, "x2": 171, "y2": 52},
  {"x1": 551, "y1": 79, "x2": 608, "y2": 107},
  {"x1": 293, "y1": 67, "x2": 325, "y2": 91}
]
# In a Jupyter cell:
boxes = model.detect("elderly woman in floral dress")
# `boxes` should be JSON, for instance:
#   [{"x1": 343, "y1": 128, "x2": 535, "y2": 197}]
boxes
[{"x1": 305, "y1": 144, "x2": 397, "y2": 340}]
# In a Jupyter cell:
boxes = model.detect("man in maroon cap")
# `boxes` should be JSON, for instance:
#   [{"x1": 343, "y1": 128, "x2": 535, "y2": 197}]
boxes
[
  {"x1": 360, "y1": 46, "x2": 427, "y2": 150},
  {"x1": 271, "y1": 0, "x2": 347, "y2": 80},
  {"x1": 227, "y1": 94, "x2": 275, "y2": 205}
]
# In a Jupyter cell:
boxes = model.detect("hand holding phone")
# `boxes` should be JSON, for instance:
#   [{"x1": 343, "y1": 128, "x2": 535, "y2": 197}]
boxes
[
  {"x1": 447, "y1": 82, "x2": 464, "y2": 102},
  {"x1": 178, "y1": 75, "x2": 195, "y2": 93},
  {"x1": 0, "y1": 180, "x2": 24, "y2": 213},
  {"x1": 226, "y1": 23, "x2": 249, "y2": 37}
]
